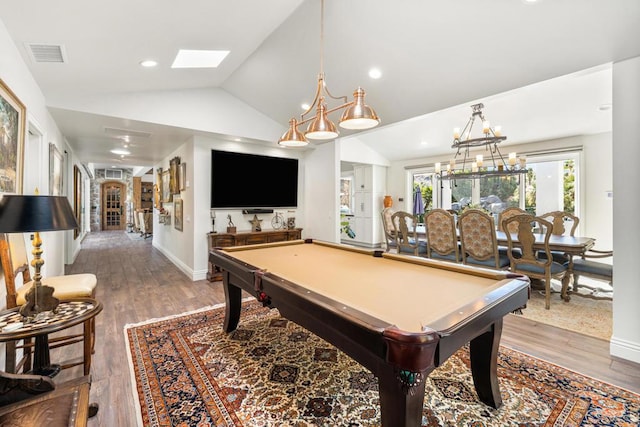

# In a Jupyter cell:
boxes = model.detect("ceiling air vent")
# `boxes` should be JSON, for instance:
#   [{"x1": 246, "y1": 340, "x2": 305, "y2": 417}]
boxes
[{"x1": 26, "y1": 43, "x2": 66, "y2": 63}]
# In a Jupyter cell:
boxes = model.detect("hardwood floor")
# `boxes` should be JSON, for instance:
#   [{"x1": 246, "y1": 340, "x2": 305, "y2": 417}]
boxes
[{"x1": 47, "y1": 231, "x2": 639, "y2": 426}]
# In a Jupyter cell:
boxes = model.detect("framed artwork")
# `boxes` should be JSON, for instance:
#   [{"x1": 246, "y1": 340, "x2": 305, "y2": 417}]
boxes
[
  {"x1": 155, "y1": 168, "x2": 163, "y2": 208},
  {"x1": 0, "y1": 79, "x2": 26, "y2": 194},
  {"x1": 49, "y1": 143, "x2": 64, "y2": 196},
  {"x1": 178, "y1": 163, "x2": 186, "y2": 191},
  {"x1": 174, "y1": 198, "x2": 183, "y2": 231},
  {"x1": 73, "y1": 165, "x2": 82, "y2": 239},
  {"x1": 161, "y1": 170, "x2": 172, "y2": 203},
  {"x1": 169, "y1": 156, "x2": 180, "y2": 195}
]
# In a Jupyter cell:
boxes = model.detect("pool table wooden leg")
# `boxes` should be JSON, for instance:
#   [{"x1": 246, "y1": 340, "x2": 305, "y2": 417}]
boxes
[
  {"x1": 377, "y1": 364, "x2": 427, "y2": 427},
  {"x1": 223, "y1": 275, "x2": 242, "y2": 333},
  {"x1": 469, "y1": 318, "x2": 503, "y2": 409}
]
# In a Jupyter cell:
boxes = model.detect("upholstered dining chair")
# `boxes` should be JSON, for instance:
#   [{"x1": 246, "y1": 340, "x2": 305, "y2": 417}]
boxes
[
  {"x1": 424, "y1": 209, "x2": 460, "y2": 262},
  {"x1": 497, "y1": 207, "x2": 527, "y2": 233},
  {"x1": 538, "y1": 211, "x2": 580, "y2": 264},
  {"x1": 458, "y1": 209, "x2": 509, "y2": 270},
  {"x1": 502, "y1": 213, "x2": 570, "y2": 309},
  {"x1": 390, "y1": 211, "x2": 427, "y2": 256},
  {"x1": 0, "y1": 233, "x2": 97, "y2": 374},
  {"x1": 570, "y1": 248, "x2": 613, "y2": 298},
  {"x1": 380, "y1": 207, "x2": 397, "y2": 252}
]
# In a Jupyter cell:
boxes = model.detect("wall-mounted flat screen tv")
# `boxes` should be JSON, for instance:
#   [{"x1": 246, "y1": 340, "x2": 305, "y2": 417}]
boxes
[{"x1": 211, "y1": 150, "x2": 299, "y2": 209}]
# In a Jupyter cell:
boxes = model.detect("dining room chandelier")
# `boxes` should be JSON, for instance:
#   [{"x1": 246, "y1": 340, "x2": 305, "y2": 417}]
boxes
[
  {"x1": 277, "y1": 0, "x2": 380, "y2": 147},
  {"x1": 436, "y1": 103, "x2": 528, "y2": 180}
]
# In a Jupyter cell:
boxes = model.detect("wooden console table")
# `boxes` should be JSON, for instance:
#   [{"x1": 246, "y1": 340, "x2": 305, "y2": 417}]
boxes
[{"x1": 207, "y1": 228, "x2": 302, "y2": 281}]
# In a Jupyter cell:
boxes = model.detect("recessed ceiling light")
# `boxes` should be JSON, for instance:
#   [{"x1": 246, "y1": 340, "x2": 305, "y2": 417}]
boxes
[
  {"x1": 301, "y1": 103, "x2": 310, "y2": 111},
  {"x1": 598, "y1": 103, "x2": 612, "y2": 111},
  {"x1": 171, "y1": 49, "x2": 230, "y2": 68},
  {"x1": 421, "y1": 140, "x2": 429, "y2": 145},
  {"x1": 522, "y1": 0, "x2": 539, "y2": 4},
  {"x1": 110, "y1": 149, "x2": 130, "y2": 155},
  {"x1": 140, "y1": 59, "x2": 158, "y2": 68},
  {"x1": 369, "y1": 68, "x2": 382, "y2": 79}
]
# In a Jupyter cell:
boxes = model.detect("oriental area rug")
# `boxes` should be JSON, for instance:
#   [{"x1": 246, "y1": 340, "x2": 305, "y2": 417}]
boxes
[{"x1": 125, "y1": 300, "x2": 639, "y2": 427}]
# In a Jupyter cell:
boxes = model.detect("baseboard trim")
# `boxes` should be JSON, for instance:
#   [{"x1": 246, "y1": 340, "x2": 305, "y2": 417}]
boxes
[{"x1": 610, "y1": 336, "x2": 640, "y2": 364}]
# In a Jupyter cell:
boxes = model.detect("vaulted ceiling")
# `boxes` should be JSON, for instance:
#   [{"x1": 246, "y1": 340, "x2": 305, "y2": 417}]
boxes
[{"x1": 1, "y1": 0, "x2": 638, "y2": 168}]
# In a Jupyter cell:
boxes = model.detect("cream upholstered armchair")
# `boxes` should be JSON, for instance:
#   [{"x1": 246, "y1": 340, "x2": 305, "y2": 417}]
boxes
[{"x1": 0, "y1": 233, "x2": 97, "y2": 374}]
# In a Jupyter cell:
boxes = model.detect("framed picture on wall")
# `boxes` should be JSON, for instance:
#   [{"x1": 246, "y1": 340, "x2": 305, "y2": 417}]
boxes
[
  {"x1": 179, "y1": 163, "x2": 186, "y2": 191},
  {"x1": 169, "y1": 156, "x2": 180, "y2": 195},
  {"x1": 0, "y1": 79, "x2": 26, "y2": 194},
  {"x1": 161, "y1": 170, "x2": 172, "y2": 203},
  {"x1": 73, "y1": 165, "x2": 82, "y2": 239},
  {"x1": 49, "y1": 143, "x2": 64, "y2": 196},
  {"x1": 174, "y1": 198, "x2": 183, "y2": 231}
]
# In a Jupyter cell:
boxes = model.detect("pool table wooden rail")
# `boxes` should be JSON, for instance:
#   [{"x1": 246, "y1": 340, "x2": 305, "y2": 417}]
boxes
[{"x1": 210, "y1": 239, "x2": 530, "y2": 427}]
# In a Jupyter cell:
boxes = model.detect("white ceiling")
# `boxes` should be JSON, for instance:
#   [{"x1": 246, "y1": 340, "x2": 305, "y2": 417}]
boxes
[{"x1": 1, "y1": 0, "x2": 638, "y2": 169}]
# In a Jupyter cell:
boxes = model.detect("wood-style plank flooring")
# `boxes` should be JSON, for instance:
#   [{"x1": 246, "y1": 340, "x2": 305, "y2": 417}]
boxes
[{"x1": 46, "y1": 231, "x2": 639, "y2": 426}]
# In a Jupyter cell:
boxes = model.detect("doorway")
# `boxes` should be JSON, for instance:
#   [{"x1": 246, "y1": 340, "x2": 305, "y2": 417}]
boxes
[{"x1": 101, "y1": 181, "x2": 126, "y2": 230}]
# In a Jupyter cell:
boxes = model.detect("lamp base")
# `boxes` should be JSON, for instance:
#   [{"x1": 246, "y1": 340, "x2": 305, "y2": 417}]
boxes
[{"x1": 19, "y1": 284, "x2": 60, "y2": 318}]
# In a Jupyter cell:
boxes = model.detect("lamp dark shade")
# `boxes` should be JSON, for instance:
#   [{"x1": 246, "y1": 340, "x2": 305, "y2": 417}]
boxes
[{"x1": 0, "y1": 195, "x2": 79, "y2": 233}]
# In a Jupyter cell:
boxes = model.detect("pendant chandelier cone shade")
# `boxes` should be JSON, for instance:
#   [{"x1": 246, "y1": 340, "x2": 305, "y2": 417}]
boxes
[
  {"x1": 276, "y1": 0, "x2": 379, "y2": 146},
  {"x1": 305, "y1": 101, "x2": 339, "y2": 140},
  {"x1": 278, "y1": 118, "x2": 309, "y2": 147},
  {"x1": 339, "y1": 87, "x2": 380, "y2": 130}
]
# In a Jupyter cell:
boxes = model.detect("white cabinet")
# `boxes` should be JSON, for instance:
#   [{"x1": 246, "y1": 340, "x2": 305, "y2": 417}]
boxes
[{"x1": 350, "y1": 164, "x2": 386, "y2": 247}]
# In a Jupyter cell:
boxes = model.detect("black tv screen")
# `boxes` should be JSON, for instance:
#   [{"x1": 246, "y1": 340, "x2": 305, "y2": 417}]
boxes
[{"x1": 211, "y1": 150, "x2": 299, "y2": 209}]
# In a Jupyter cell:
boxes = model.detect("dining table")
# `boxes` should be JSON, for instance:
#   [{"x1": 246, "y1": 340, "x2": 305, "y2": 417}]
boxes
[{"x1": 413, "y1": 225, "x2": 596, "y2": 299}]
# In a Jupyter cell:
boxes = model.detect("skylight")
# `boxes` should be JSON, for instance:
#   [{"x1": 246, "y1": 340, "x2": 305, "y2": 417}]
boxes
[{"x1": 171, "y1": 49, "x2": 230, "y2": 68}]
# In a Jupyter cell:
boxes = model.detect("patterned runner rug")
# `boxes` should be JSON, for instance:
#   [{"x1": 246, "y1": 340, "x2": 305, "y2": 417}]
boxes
[{"x1": 125, "y1": 300, "x2": 639, "y2": 426}]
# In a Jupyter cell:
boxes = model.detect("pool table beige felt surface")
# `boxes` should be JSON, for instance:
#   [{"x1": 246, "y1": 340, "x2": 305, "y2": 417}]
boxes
[{"x1": 221, "y1": 240, "x2": 521, "y2": 333}]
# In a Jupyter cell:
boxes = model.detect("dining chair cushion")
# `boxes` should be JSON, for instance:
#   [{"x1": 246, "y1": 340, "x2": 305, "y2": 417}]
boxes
[
  {"x1": 466, "y1": 254, "x2": 510, "y2": 269},
  {"x1": 16, "y1": 274, "x2": 97, "y2": 306},
  {"x1": 514, "y1": 261, "x2": 567, "y2": 276},
  {"x1": 398, "y1": 239, "x2": 427, "y2": 255},
  {"x1": 570, "y1": 259, "x2": 613, "y2": 277},
  {"x1": 430, "y1": 252, "x2": 459, "y2": 262}
]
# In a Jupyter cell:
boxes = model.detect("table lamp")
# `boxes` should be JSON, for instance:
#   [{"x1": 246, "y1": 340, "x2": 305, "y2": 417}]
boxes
[{"x1": 0, "y1": 194, "x2": 79, "y2": 318}]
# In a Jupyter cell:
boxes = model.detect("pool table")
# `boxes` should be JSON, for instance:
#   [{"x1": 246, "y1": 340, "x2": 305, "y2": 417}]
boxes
[{"x1": 209, "y1": 239, "x2": 530, "y2": 427}]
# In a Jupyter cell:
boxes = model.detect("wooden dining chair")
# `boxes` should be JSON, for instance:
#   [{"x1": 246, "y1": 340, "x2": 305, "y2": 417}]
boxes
[
  {"x1": 538, "y1": 211, "x2": 580, "y2": 264},
  {"x1": 502, "y1": 214, "x2": 570, "y2": 309},
  {"x1": 571, "y1": 248, "x2": 613, "y2": 298},
  {"x1": 0, "y1": 233, "x2": 98, "y2": 375},
  {"x1": 380, "y1": 207, "x2": 397, "y2": 252},
  {"x1": 390, "y1": 211, "x2": 427, "y2": 256},
  {"x1": 458, "y1": 209, "x2": 509, "y2": 270},
  {"x1": 497, "y1": 207, "x2": 527, "y2": 233},
  {"x1": 424, "y1": 209, "x2": 460, "y2": 262}
]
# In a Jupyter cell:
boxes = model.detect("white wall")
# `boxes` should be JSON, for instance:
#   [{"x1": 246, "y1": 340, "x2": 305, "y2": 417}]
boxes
[
  {"x1": 611, "y1": 56, "x2": 640, "y2": 363},
  {"x1": 304, "y1": 142, "x2": 339, "y2": 242},
  {"x1": 153, "y1": 135, "x2": 307, "y2": 281},
  {"x1": 0, "y1": 19, "x2": 74, "y2": 295}
]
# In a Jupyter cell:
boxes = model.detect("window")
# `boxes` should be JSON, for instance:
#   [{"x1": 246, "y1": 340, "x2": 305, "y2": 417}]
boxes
[{"x1": 411, "y1": 172, "x2": 435, "y2": 223}]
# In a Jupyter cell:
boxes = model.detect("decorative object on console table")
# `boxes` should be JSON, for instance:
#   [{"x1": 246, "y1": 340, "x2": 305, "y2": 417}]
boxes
[
  {"x1": 271, "y1": 212, "x2": 285, "y2": 230},
  {"x1": 383, "y1": 195, "x2": 393, "y2": 208},
  {"x1": 249, "y1": 214, "x2": 262, "y2": 232},
  {"x1": 206, "y1": 228, "x2": 303, "y2": 281},
  {"x1": 210, "y1": 209, "x2": 216, "y2": 233},
  {"x1": 0, "y1": 78, "x2": 26, "y2": 195},
  {"x1": 174, "y1": 199, "x2": 183, "y2": 231},
  {"x1": 287, "y1": 210, "x2": 296, "y2": 230},
  {"x1": 226, "y1": 214, "x2": 236, "y2": 234},
  {"x1": 0, "y1": 193, "x2": 79, "y2": 318}
]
